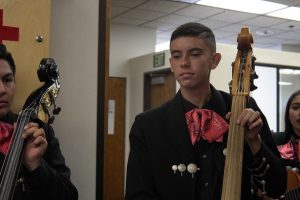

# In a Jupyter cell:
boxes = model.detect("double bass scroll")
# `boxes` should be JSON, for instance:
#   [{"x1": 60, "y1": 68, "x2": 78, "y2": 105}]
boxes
[{"x1": 221, "y1": 27, "x2": 258, "y2": 200}]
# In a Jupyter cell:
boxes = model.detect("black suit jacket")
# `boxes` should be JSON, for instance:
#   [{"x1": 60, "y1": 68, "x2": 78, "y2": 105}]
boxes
[
  {"x1": 0, "y1": 112, "x2": 78, "y2": 200},
  {"x1": 125, "y1": 87, "x2": 286, "y2": 200}
]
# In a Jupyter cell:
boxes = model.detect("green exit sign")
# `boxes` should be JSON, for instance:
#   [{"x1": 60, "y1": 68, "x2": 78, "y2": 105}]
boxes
[{"x1": 153, "y1": 53, "x2": 165, "y2": 68}]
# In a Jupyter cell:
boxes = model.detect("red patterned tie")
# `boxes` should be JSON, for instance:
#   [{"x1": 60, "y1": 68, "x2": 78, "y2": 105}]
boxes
[
  {"x1": 0, "y1": 121, "x2": 14, "y2": 155},
  {"x1": 277, "y1": 141, "x2": 294, "y2": 160},
  {"x1": 185, "y1": 108, "x2": 229, "y2": 145}
]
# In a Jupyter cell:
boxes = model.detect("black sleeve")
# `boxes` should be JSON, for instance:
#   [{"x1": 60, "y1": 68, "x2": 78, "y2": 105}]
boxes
[
  {"x1": 125, "y1": 115, "x2": 159, "y2": 200},
  {"x1": 245, "y1": 98, "x2": 287, "y2": 198},
  {"x1": 23, "y1": 125, "x2": 78, "y2": 200}
]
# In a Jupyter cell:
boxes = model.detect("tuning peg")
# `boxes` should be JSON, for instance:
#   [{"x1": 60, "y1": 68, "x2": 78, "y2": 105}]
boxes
[
  {"x1": 231, "y1": 62, "x2": 235, "y2": 75},
  {"x1": 53, "y1": 106, "x2": 61, "y2": 115},
  {"x1": 228, "y1": 81, "x2": 232, "y2": 94},
  {"x1": 250, "y1": 83, "x2": 257, "y2": 91},
  {"x1": 251, "y1": 71, "x2": 259, "y2": 79},
  {"x1": 48, "y1": 116, "x2": 55, "y2": 124},
  {"x1": 231, "y1": 61, "x2": 235, "y2": 67},
  {"x1": 251, "y1": 56, "x2": 256, "y2": 68}
]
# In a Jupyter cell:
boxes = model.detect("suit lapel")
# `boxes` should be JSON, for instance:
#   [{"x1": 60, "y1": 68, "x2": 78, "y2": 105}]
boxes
[{"x1": 163, "y1": 92, "x2": 196, "y2": 162}]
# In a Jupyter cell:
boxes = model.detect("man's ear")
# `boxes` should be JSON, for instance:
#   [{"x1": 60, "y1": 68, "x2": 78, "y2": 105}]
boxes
[{"x1": 210, "y1": 53, "x2": 221, "y2": 70}]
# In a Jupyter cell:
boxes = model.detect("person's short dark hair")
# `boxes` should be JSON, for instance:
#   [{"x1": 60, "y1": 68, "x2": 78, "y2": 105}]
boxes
[
  {"x1": 285, "y1": 89, "x2": 300, "y2": 138},
  {"x1": 0, "y1": 44, "x2": 16, "y2": 75},
  {"x1": 170, "y1": 22, "x2": 216, "y2": 53}
]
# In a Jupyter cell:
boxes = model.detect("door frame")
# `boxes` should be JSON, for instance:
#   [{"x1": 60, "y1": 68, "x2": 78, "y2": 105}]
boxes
[{"x1": 97, "y1": 0, "x2": 109, "y2": 200}]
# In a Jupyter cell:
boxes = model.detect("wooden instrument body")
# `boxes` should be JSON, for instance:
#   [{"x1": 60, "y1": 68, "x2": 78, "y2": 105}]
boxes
[
  {"x1": 260, "y1": 169, "x2": 300, "y2": 200},
  {"x1": 287, "y1": 169, "x2": 300, "y2": 191},
  {"x1": 221, "y1": 27, "x2": 255, "y2": 200}
]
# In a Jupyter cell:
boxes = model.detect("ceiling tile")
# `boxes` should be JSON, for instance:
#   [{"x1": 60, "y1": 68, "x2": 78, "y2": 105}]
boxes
[
  {"x1": 213, "y1": 30, "x2": 236, "y2": 40},
  {"x1": 217, "y1": 34, "x2": 238, "y2": 42},
  {"x1": 265, "y1": 0, "x2": 300, "y2": 6},
  {"x1": 157, "y1": 14, "x2": 199, "y2": 24},
  {"x1": 118, "y1": 9, "x2": 166, "y2": 21},
  {"x1": 209, "y1": 10, "x2": 257, "y2": 23},
  {"x1": 110, "y1": 6, "x2": 130, "y2": 18},
  {"x1": 110, "y1": 0, "x2": 300, "y2": 51},
  {"x1": 111, "y1": 17, "x2": 147, "y2": 26},
  {"x1": 253, "y1": 27, "x2": 285, "y2": 37},
  {"x1": 268, "y1": 20, "x2": 300, "y2": 31},
  {"x1": 141, "y1": 21, "x2": 178, "y2": 31},
  {"x1": 217, "y1": 23, "x2": 261, "y2": 34},
  {"x1": 198, "y1": 19, "x2": 232, "y2": 29},
  {"x1": 137, "y1": 0, "x2": 188, "y2": 13},
  {"x1": 110, "y1": 0, "x2": 147, "y2": 8},
  {"x1": 243, "y1": 16, "x2": 289, "y2": 27},
  {"x1": 175, "y1": 4, "x2": 224, "y2": 18}
]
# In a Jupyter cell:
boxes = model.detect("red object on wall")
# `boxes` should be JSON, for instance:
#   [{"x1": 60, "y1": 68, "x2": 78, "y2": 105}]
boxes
[{"x1": 0, "y1": 9, "x2": 19, "y2": 44}]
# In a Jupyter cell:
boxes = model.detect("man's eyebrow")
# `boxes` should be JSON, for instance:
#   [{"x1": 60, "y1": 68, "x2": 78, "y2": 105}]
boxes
[
  {"x1": 291, "y1": 102, "x2": 300, "y2": 106},
  {"x1": 171, "y1": 48, "x2": 203, "y2": 54},
  {"x1": 170, "y1": 50, "x2": 181, "y2": 54},
  {"x1": 189, "y1": 47, "x2": 203, "y2": 52},
  {"x1": 2, "y1": 72, "x2": 14, "y2": 78}
]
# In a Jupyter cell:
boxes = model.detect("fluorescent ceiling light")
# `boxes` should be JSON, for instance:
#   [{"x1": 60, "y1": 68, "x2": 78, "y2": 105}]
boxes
[
  {"x1": 279, "y1": 81, "x2": 293, "y2": 86},
  {"x1": 268, "y1": 7, "x2": 300, "y2": 21},
  {"x1": 280, "y1": 69, "x2": 300, "y2": 75},
  {"x1": 196, "y1": 0, "x2": 287, "y2": 15}
]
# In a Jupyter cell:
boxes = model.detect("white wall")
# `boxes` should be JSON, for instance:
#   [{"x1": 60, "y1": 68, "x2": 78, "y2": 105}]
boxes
[
  {"x1": 110, "y1": 24, "x2": 156, "y2": 171},
  {"x1": 279, "y1": 74, "x2": 300, "y2": 131},
  {"x1": 252, "y1": 67, "x2": 277, "y2": 132},
  {"x1": 110, "y1": 24, "x2": 156, "y2": 77},
  {"x1": 50, "y1": 1, "x2": 99, "y2": 200}
]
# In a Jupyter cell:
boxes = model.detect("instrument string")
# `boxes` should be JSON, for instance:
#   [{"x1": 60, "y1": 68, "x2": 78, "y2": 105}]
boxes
[{"x1": 0, "y1": 93, "x2": 41, "y2": 198}]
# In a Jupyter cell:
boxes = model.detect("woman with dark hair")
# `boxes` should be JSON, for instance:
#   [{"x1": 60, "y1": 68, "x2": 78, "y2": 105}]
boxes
[{"x1": 276, "y1": 90, "x2": 300, "y2": 169}]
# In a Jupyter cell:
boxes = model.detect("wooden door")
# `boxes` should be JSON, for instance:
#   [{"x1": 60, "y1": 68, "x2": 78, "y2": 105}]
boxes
[
  {"x1": 0, "y1": 0, "x2": 50, "y2": 112},
  {"x1": 104, "y1": 77, "x2": 126, "y2": 200},
  {"x1": 144, "y1": 69, "x2": 176, "y2": 110}
]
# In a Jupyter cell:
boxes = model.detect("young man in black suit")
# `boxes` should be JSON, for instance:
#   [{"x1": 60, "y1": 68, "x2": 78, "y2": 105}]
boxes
[{"x1": 125, "y1": 22, "x2": 286, "y2": 200}]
